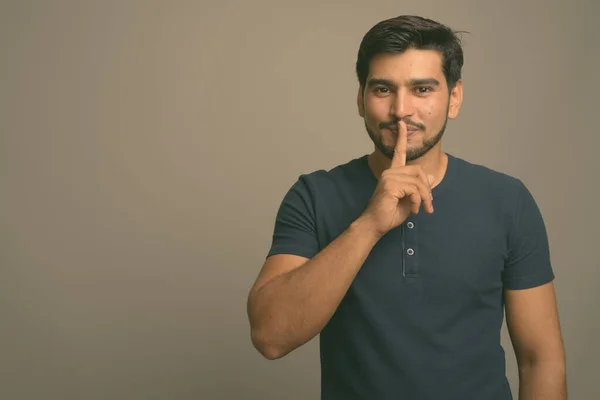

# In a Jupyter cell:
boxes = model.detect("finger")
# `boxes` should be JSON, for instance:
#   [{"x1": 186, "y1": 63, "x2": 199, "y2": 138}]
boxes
[
  {"x1": 387, "y1": 167, "x2": 434, "y2": 213},
  {"x1": 409, "y1": 177, "x2": 432, "y2": 214},
  {"x1": 410, "y1": 167, "x2": 434, "y2": 213},
  {"x1": 400, "y1": 184, "x2": 422, "y2": 214},
  {"x1": 387, "y1": 177, "x2": 421, "y2": 214},
  {"x1": 413, "y1": 170, "x2": 434, "y2": 214},
  {"x1": 410, "y1": 190, "x2": 422, "y2": 214},
  {"x1": 421, "y1": 180, "x2": 434, "y2": 214},
  {"x1": 390, "y1": 120, "x2": 407, "y2": 168}
]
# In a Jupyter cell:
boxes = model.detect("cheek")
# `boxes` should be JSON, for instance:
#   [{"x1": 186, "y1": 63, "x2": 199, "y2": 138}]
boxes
[
  {"x1": 427, "y1": 101, "x2": 436, "y2": 116},
  {"x1": 424, "y1": 100, "x2": 444, "y2": 119},
  {"x1": 365, "y1": 98, "x2": 380, "y2": 113},
  {"x1": 365, "y1": 98, "x2": 391, "y2": 119}
]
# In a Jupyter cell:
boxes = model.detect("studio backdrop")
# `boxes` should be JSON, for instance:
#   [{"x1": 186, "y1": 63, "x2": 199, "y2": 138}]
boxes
[{"x1": 2, "y1": 1, "x2": 598, "y2": 399}]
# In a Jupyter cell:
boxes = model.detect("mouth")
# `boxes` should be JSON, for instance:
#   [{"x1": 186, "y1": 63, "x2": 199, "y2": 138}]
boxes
[{"x1": 385, "y1": 127, "x2": 419, "y2": 137}]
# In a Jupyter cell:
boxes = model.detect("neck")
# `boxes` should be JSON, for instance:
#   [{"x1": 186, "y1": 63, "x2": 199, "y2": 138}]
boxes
[{"x1": 367, "y1": 144, "x2": 448, "y2": 188}]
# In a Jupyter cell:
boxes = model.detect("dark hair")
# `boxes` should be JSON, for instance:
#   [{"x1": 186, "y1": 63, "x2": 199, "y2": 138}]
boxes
[{"x1": 356, "y1": 15, "x2": 467, "y2": 92}]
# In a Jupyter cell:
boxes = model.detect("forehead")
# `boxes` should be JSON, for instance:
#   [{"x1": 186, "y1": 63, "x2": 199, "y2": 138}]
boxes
[{"x1": 367, "y1": 49, "x2": 445, "y2": 84}]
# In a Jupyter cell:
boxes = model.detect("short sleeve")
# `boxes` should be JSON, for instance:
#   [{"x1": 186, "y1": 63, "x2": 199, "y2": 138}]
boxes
[
  {"x1": 266, "y1": 176, "x2": 320, "y2": 259},
  {"x1": 502, "y1": 180, "x2": 555, "y2": 290}
]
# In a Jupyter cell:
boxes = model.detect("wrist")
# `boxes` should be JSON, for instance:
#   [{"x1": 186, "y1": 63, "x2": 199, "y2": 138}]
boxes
[{"x1": 349, "y1": 215, "x2": 383, "y2": 245}]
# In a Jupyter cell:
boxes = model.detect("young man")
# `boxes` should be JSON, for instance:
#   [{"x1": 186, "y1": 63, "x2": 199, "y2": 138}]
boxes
[{"x1": 246, "y1": 15, "x2": 567, "y2": 400}]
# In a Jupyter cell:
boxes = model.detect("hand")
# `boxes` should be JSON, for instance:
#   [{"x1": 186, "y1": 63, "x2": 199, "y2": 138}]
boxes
[{"x1": 358, "y1": 120, "x2": 435, "y2": 239}]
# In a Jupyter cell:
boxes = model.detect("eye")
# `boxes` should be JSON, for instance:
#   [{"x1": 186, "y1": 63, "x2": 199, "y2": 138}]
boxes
[
  {"x1": 374, "y1": 86, "x2": 391, "y2": 96},
  {"x1": 415, "y1": 86, "x2": 432, "y2": 94}
]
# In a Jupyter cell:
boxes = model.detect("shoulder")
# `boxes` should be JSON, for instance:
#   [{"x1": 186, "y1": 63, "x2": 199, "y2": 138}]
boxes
[
  {"x1": 269, "y1": 156, "x2": 369, "y2": 243},
  {"x1": 452, "y1": 154, "x2": 522, "y2": 187},
  {"x1": 450, "y1": 154, "x2": 528, "y2": 199},
  {"x1": 300, "y1": 155, "x2": 366, "y2": 181},
  {"x1": 447, "y1": 154, "x2": 543, "y2": 225},
  {"x1": 290, "y1": 155, "x2": 369, "y2": 195}
]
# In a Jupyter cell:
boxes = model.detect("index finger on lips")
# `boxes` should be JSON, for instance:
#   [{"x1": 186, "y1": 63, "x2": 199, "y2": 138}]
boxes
[{"x1": 390, "y1": 120, "x2": 407, "y2": 168}]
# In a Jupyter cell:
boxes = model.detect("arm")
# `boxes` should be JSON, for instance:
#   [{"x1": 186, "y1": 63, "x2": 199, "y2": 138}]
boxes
[
  {"x1": 249, "y1": 125, "x2": 432, "y2": 360},
  {"x1": 502, "y1": 180, "x2": 567, "y2": 399},
  {"x1": 505, "y1": 282, "x2": 567, "y2": 399},
  {"x1": 247, "y1": 217, "x2": 380, "y2": 360}
]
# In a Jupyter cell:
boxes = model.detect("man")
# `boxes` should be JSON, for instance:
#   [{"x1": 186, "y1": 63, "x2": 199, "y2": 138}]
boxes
[{"x1": 246, "y1": 15, "x2": 567, "y2": 400}]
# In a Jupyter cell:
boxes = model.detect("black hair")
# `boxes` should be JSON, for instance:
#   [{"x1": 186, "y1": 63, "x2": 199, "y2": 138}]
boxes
[{"x1": 356, "y1": 15, "x2": 467, "y2": 92}]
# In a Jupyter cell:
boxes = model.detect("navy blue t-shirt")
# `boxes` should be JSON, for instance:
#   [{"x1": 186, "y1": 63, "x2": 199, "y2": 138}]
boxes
[{"x1": 267, "y1": 153, "x2": 555, "y2": 400}]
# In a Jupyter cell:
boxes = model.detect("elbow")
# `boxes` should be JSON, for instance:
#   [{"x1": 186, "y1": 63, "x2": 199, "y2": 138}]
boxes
[
  {"x1": 247, "y1": 294, "x2": 292, "y2": 360},
  {"x1": 515, "y1": 347, "x2": 566, "y2": 371},
  {"x1": 250, "y1": 328, "x2": 288, "y2": 360}
]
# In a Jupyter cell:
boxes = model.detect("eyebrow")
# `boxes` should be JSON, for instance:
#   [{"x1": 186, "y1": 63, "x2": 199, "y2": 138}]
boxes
[{"x1": 366, "y1": 77, "x2": 441, "y2": 88}]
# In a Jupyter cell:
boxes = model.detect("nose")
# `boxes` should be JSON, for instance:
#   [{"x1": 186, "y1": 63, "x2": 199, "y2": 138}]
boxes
[{"x1": 391, "y1": 91, "x2": 414, "y2": 120}]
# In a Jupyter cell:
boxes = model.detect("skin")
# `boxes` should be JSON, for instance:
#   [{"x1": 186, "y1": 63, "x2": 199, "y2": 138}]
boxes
[
  {"x1": 506, "y1": 284, "x2": 567, "y2": 399},
  {"x1": 248, "y1": 48, "x2": 566, "y2": 399},
  {"x1": 357, "y1": 49, "x2": 462, "y2": 185}
]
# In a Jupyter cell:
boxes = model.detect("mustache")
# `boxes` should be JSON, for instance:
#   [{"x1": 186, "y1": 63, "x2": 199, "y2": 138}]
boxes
[{"x1": 379, "y1": 119, "x2": 425, "y2": 131}]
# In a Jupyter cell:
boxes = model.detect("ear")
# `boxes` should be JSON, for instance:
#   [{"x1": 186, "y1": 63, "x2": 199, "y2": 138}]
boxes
[
  {"x1": 357, "y1": 85, "x2": 365, "y2": 118},
  {"x1": 447, "y1": 80, "x2": 463, "y2": 119}
]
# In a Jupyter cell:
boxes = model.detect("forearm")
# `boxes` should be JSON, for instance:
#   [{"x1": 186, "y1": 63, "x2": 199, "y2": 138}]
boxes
[
  {"x1": 249, "y1": 217, "x2": 380, "y2": 359},
  {"x1": 518, "y1": 359, "x2": 567, "y2": 400}
]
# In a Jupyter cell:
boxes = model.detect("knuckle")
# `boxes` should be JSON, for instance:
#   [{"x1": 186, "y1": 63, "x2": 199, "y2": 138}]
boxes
[{"x1": 381, "y1": 176, "x2": 395, "y2": 188}]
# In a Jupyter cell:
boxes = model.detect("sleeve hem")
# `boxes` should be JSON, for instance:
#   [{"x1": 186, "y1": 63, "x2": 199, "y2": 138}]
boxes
[
  {"x1": 266, "y1": 245, "x2": 318, "y2": 260},
  {"x1": 503, "y1": 270, "x2": 555, "y2": 290}
]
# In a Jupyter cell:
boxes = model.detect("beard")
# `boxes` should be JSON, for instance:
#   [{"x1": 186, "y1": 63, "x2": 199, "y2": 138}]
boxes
[{"x1": 365, "y1": 115, "x2": 448, "y2": 162}]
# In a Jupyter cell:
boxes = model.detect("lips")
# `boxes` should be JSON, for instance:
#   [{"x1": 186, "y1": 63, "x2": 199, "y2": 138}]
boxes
[{"x1": 387, "y1": 128, "x2": 418, "y2": 135}]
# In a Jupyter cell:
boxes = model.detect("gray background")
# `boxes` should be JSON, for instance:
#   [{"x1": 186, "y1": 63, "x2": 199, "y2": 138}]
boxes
[{"x1": 2, "y1": 0, "x2": 598, "y2": 399}]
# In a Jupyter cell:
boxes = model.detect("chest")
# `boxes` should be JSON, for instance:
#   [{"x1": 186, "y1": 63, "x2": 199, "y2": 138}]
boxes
[{"x1": 318, "y1": 195, "x2": 510, "y2": 309}]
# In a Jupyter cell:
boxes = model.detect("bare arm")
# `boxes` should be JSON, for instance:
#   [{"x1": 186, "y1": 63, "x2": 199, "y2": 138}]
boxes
[
  {"x1": 248, "y1": 121, "x2": 434, "y2": 360},
  {"x1": 505, "y1": 282, "x2": 567, "y2": 399},
  {"x1": 247, "y1": 217, "x2": 380, "y2": 360}
]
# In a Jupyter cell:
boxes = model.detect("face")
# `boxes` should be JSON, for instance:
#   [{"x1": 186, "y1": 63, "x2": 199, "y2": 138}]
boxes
[{"x1": 357, "y1": 49, "x2": 463, "y2": 161}]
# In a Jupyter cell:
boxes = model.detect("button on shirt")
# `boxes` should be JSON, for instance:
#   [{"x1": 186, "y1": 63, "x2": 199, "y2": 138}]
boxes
[{"x1": 266, "y1": 152, "x2": 554, "y2": 400}]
